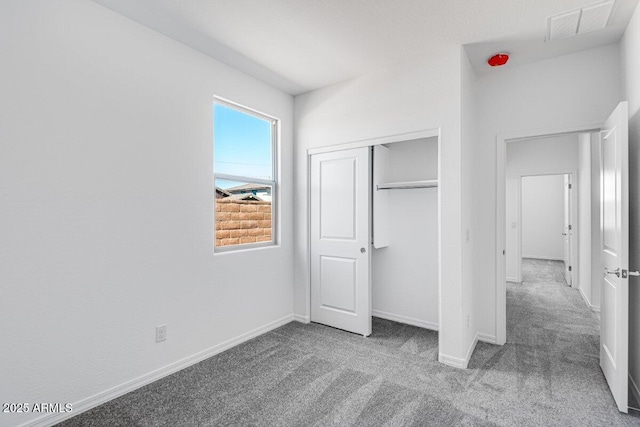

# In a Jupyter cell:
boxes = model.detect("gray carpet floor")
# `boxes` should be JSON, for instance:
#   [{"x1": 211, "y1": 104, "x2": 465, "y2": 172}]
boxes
[{"x1": 59, "y1": 259, "x2": 640, "y2": 426}]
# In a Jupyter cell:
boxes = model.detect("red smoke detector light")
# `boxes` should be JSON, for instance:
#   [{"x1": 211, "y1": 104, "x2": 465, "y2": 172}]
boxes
[{"x1": 488, "y1": 53, "x2": 509, "y2": 67}]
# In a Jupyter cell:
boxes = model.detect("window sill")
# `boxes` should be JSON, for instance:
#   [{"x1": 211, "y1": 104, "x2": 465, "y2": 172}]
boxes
[{"x1": 214, "y1": 241, "x2": 279, "y2": 255}]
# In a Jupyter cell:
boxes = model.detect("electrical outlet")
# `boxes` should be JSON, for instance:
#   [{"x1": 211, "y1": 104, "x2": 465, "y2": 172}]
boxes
[{"x1": 156, "y1": 325, "x2": 167, "y2": 343}]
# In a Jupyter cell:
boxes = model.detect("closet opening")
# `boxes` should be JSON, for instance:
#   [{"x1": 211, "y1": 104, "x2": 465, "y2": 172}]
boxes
[
  {"x1": 308, "y1": 131, "x2": 440, "y2": 350},
  {"x1": 372, "y1": 138, "x2": 439, "y2": 332}
]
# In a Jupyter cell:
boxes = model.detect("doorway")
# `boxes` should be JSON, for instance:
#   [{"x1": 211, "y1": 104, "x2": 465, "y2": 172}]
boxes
[
  {"x1": 495, "y1": 101, "x2": 631, "y2": 413},
  {"x1": 497, "y1": 128, "x2": 597, "y2": 346},
  {"x1": 506, "y1": 173, "x2": 577, "y2": 287}
]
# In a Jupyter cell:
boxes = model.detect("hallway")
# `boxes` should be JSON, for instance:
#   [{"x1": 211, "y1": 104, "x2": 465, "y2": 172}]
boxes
[
  {"x1": 507, "y1": 258, "x2": 594, "y2": 340},
  {"x1": 484, "y1": 258, "x2": 639, "y2": 424}
]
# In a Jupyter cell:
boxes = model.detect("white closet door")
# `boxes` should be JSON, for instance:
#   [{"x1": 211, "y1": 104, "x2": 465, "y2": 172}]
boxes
[{"x1": 310, "y1": 147, "x2": 371, "y2": 336}]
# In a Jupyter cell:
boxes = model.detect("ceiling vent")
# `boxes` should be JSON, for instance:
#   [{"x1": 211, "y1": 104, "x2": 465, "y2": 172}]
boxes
[{"x1": 547, "y1": 1, "x2": 614, "y2": 41}]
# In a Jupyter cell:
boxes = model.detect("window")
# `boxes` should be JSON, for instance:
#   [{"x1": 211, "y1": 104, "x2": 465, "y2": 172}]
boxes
[{"x1": 213, "y1": 98, "x2": 277, "y2": 250}]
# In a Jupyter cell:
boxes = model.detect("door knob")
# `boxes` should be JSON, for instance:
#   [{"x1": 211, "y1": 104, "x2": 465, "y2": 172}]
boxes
[
  {"x1": 604, "y1": 267, "x2": 620, "y2": 277},
  {"x1": 360, "y1": 247, "x2": 366, "y2": 254}
]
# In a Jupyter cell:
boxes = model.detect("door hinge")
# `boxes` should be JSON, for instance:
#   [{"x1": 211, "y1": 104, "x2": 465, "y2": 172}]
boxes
[
  {"x1": 503, "y1": 249, "x2": 506, "y2": 255},
  {"x1": 568, "y1": 224, "x2": 572, "y2": 231},
  {"x1": 568, "y1": 266, "x2": 572, "y2": 272},
  {"x1": 568, "y1": 183, "x2": 572, "y2": 189}
]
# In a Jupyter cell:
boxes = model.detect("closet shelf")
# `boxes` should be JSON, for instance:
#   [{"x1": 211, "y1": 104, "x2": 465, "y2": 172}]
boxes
[{"x1": 376, "y1": 180, "x2": 438, "y2": 190}]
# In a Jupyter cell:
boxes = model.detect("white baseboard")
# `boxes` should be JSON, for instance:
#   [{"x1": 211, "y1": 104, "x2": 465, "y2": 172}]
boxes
[
  {"x1": 438, "y1": 352, "x2": 467, "y2": 369},
  {"x1": 438, "y1": 332, "x2": 479, "y2": 370},
  {"x1": 439, "y1": 332, "x2": 497, "y2": 370},
  {"x1": 20, "y1": 314, "x2": 295, "y2": 427},
  {"x1": 371, "y1": 310, "x2": 438, "y2": 331},
  {"x1": 522, "y1": 256, "x2": 563, "y2": 261},
  {"x1": 293, "y1": 313, "x2": 310, "y2": 324},
  {"x1": 630, "y1": 374, "x2": 640, "y2": 409},
  {"x1": 578, "y1": 287, "x2": 591, "y2": 307},
  {"x1": 477, "y1": 333, "x2": 497, "y2": 344},
  {"x1": 578, "y1": 287, "x2": 601, "y2": 313},
  {"x1": 464, "y1": 333, "x2": 479, "y2": 367}
]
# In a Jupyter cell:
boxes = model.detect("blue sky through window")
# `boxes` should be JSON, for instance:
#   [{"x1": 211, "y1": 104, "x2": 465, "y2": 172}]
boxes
[{"x1": 214, "y1": 103, "x2": 272, "y2": 189}]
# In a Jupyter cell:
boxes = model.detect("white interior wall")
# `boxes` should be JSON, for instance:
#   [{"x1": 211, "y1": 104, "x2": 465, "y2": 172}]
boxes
[
  {"x1": 621, "y1": 0, "x2": 640, "y2": 403},
  {"x1": 294, "y1": 48, "x2": 472, "y2": 366},
  {"x1": 471, "y1": 44, "x2": 621, "y2": 340},
  {"x1": 506, "y1": 134, "x2": 580, "y2": 176},
  {"x1": 578, "y1": 134, "x2": 594, "y2": 308},
  {"x1": 461, "y1": 48, "x2": 479, "y2": 355},
  {"x1": 0, "y1": 2, "x2": 294, "y2": 426},
  {"x1": 505, "y1": 179, "x2": 519, "y2": 281},
  {"x1": 521, "y1": 175, "x2": 565, "y2": 260},
  {"x1": 372, "y1": 138, "x2": 438, "y2": 329},
  {"x1": 504, "y1": 135, "x2": 580, "y2": 278}
]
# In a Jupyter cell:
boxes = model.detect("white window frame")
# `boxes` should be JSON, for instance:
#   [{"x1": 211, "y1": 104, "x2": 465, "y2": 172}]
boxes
[{"x1": 213, "y1": 97, "x2": 278, "y2": 252}]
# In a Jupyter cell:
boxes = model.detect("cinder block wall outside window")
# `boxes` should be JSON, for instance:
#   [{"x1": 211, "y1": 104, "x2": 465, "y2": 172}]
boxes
[{"x1": 215, "y1": 199, "x2": 272, "y2": 246}]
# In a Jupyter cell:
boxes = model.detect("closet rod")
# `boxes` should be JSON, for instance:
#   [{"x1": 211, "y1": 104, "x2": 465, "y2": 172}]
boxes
[{"x1": 376, "y1": 180, "x2": 438, "y2": 190}]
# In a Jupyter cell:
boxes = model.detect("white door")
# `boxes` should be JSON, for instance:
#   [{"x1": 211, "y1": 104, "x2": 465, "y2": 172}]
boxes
[
  {"x1": 600, "y1": 101, "x2": 629, "y2": 413},
  {"x1": 310, "y1": 147, "x2": 371, "y2": 336},
  {"x1": 563, "y1": 175, "x2": 572, "y2": 287}
]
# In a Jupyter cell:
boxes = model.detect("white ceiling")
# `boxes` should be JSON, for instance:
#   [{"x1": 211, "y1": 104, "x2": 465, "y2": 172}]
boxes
[{"x1": 92, "y1": 0, "x2": 639, "y2": 95}]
